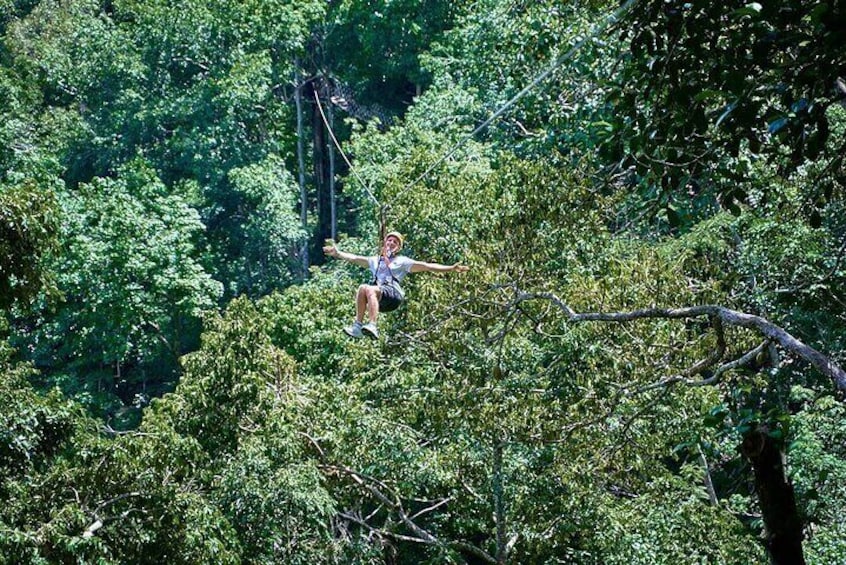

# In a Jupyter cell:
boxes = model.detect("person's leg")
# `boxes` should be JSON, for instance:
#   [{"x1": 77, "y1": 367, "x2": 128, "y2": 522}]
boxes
[
  {"x1": 344, "y1": 285, "x2": 371, "y2": 338},
  {"x1": 365, "y1": 285, "x2": 382, "y2": 323},
  {"x1": 355, "y1": 284, "x2": 368, "y2": 322},
  {"x1": 361, "y1": 285, "x2": 382, "y2": 339}
]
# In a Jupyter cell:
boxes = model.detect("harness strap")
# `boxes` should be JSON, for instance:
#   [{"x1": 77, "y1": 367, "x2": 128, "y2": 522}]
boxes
[{"x1": 371, "y1": 255, "x2": 399, "y2": 286}]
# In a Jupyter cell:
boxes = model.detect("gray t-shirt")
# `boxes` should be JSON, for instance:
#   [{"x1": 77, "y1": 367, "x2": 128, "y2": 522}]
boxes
[{"x1": 368, "y1": 255, "x2": 414, "y2": 286}]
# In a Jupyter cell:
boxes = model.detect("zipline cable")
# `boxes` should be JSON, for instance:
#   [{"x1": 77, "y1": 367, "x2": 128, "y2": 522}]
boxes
[
  {"x1": 313, "y1": 89, "x2": 390, "y2": 244},
  {"x1": 313, "y1": 0, "x2": 639, "y2": 218},
  {"x1": 395, "y1": 0, "x2": 639, "y2": 200},
  {"x1": 313, "y1": 89, "x2": 381, "y2": 208}
]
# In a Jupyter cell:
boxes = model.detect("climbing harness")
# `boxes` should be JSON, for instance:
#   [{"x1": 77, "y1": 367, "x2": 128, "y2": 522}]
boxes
[
  {"x1": 368, "y1": 254, "x2": 405, "y2": 312},
  {"x1": 371, "y1": 254, "x2": 397, "y2": 286}
]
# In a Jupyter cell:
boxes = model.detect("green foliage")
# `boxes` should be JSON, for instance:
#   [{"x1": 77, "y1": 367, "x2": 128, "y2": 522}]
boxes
[
  {"x1": 788, "y1": 391, "x2": 846, "y2": 562},
  {"x1": 422, "y1": 0, "x2": 619, "y2": 160},
  {"x1": 257, "y1": 136, "x2": 766, "y2": 561},
  {"x1": 610, "y1": 0, "x2": 846, "y2": 214},
  {"x1": 2, "y1": 0, "x2": 325, "y2": 298},
  {"x1": 0, "y1": 332, "x2": 185, "y2": 563},
  {"x1": 0, "y1": 181, "x2": 59, "y2": 309},
  {"x1": 144, "y1": 295, "x2": 384, "y2": 562},
  {"x1": 664, "y1": 177, "x2": 846, "y2": 396},
  {"x1": 0, "y1": 331, "x2": 77, "y2": 483},
  {"x1": 0, "y1": 425, "x2": 243, "y2": 564},
  {"x1": 259, "y1": 269, "x2": 356, "y2": 379},
  {"x1": 220, "y1": 155, "x2": 305, "y2": 297},
  {"x1": 2, "y1": 0, "x2": 845, "y2": 563},
  {"x1": 324, "y1": 0, "x2": 470, "y2": 112},
  {"x1": 215, "y1": 437, "x2": 339, "y2": 564},
  {"x1": 2, "y1": 298, "x2": 365, "y2": 563},
  {"x1": 594, "y1": 474, "x2": 765, "y2": 564},
  {"x1": 0, "y1": 63, "x2": 68, "y2": 182},
  {"x1": 13, "y1": 160, "x2": 221, "y2": 418},
  {"x1": 156, "y1": 297, "x2": 293, "y2": 457}
]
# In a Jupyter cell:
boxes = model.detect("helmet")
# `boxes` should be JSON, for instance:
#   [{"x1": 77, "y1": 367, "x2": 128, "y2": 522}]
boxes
[{"x1": 384, "y1": 231, "x2": 404, "y2": 251}]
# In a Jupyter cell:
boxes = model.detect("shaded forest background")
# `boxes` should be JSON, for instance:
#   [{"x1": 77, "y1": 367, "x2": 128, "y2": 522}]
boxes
[{"x1": 2, "y1": 0, "x2": 845, "y2": 563}]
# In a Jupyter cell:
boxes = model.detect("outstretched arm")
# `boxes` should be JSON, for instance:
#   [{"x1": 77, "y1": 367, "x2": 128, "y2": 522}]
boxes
[
  {"x1": 323, "y1": 244, "x2": 369, "y2": 268},
  {"x1": 410, "y1": 260, "x2": 470, "y2": 274}
]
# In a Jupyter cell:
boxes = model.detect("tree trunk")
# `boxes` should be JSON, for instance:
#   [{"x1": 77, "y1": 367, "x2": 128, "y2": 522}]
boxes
[
  {"x1": 741, "y1": 426, "x2": 806, "y2": 565},
  {"x1": 294, "y1": 67, "x2": 309, "y2": 279},
  {"x1": 328, "y1": 100, "x2": 337, "y2": 241},
  {"x1": 493, "y1": 442, "x2": 507, "y2": 565},
  {"x1": 312, "y1": 93, "x2": 332, "y2": 258}
]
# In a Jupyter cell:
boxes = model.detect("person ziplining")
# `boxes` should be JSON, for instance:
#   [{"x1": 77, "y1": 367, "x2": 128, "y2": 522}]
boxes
[
  {"x1": 314, "y1": 0, "x2": 637, "y2": 340},
  {"x1": 323, "y1": 231, "x2": 469, "y2": 339}
]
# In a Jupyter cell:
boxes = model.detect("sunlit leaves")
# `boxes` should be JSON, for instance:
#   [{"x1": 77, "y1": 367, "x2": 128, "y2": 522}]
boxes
[
  {"x1": 13, "y1": 160, "x2": 221, "y2": 416},
  {"x1": 1, "y1": 0, "x2": 844, "y2": 562},
  {"x1": 219, "y1": 156, "x2": 304, "y2": 297}
]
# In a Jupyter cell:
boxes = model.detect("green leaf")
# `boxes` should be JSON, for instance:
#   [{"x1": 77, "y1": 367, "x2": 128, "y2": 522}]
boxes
[
  {"x1": 768, "y1": 117, "x2": 789, "y2": 134},
  {"x1": 694, "y1": 89, "x2": 725, "y2": 103},
  {"x1": 667, "y1": 205, "x2": 681, "y2": 227},
  {"x1": 731, "y1": 3, "x2": 763, "y2": 18},
  {"x1": 767, "y1": 428, "x2": 783, "y2": 440},
  {"x1": 808, "y1": 3, "x2": 829, "y2": 24},
  {"x1": 715, "y1": 103, "x2": 737, "y2": 128}
]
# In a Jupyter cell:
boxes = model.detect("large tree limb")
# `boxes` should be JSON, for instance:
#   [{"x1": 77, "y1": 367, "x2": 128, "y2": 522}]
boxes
[{"x1": 517, "y1": 293, "x2": 846, "y2": 394}]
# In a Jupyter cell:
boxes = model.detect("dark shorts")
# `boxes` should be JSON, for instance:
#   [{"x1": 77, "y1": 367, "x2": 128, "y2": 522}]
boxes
[{"x1": 378, "y1": 283, "x2": 404, "y2": 312}]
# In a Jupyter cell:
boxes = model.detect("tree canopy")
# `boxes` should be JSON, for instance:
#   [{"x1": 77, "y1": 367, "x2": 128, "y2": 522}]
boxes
[{"x1": 1, "y1": 1, "x2": 845, "y2": 563}]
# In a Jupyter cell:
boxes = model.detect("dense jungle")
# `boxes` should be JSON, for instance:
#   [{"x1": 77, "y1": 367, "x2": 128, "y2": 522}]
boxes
[{"x1": 2, "y1": 0, "x2": 845, "y2": 563}]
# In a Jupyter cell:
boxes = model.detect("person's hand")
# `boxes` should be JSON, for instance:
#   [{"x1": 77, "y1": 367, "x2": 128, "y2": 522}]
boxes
[
  {"x1": 452, "y1": 263, "x2": 469, "y2": 273},
  {"x1": 323, "y1": 244, "x2": 339, "y2": 258}
]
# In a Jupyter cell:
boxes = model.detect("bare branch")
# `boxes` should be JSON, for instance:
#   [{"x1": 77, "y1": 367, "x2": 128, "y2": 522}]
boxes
[
  {"x1": 94, "y1": 492, "x2": 142, "y2": 516},
  {"x1": 338, "y1": 511, "x2": 427, "y2": 544},
  {"x1": 691, "y1": 340, "x2": 770, "y2": 387},
  {"x1": 365, "y1": 505, "x2": 384, "y2": 522},
  {"x1": 299, "y1": 431, "x2": 327, "y2": 461},
  {"x1": 699, "y1": 444, "x2": 719, "y2": 506},
  {"x1": 141, "y1": 320, "x2": 181, "y2": 364},
  {"x1": 326, "y1": 465, "x2": 497, "y2": 564},
  {"x1": 101, "y1": 424, "x2": 161, "y2": 438},
  {"x1": 633, "y1": 340, "x2": 769, "y2": 393},
  {"x1": 322, "y1": 464, "x2": 402, "y2": 508},
  {"x1": 409, "y1": 497, "x2": 453, "y2": 521}
]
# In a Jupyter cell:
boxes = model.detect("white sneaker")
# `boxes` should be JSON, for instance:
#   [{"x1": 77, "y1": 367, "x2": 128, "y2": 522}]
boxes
[
  {"x1": 361, "y1": 322, "x2": 379, "y2": 339},
  {"x1": 343, "y1": 322, "x2": 363, "y2": 338}
]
